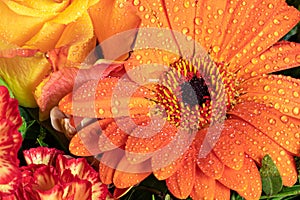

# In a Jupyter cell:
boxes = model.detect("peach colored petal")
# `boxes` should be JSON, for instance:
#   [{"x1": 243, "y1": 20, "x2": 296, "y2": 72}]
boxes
[
  {"x1": 88, "y1": 0, "x2": 141, "y2": 59},
  {"x1": 165, "y1": 148, "x2": 195, "y2": 199},
  {"x1": 235, "y1": 118, "x2": 298, "y2": 186},
  {"x1": 190, "y1": 168, "x2": 215, "y2": 200},
  {"x1": 34, "y1": 67, "x2": 79, "y2": 120},
  {"x1": 237, "y1": 42, "x2": 300, "y2": 81},
  {"x1": 0, "y1": 51, "x2": 51, "y2": 107},
  {"x1": 239, "y1": 75, "x2": 300, "y2": 120},
  {"x1": 229, "y1": 102, "x2": 300, "y2": 155}
]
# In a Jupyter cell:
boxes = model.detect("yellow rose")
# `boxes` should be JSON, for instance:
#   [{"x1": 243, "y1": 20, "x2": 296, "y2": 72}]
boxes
[{"x1": 0, "y1": 0, "x2": 98, "y2": 107}]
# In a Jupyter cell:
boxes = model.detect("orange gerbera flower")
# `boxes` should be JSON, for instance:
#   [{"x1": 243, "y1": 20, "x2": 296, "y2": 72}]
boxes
[{"x1": 57, "y1": 0, "x2": 300, "y2": 199}]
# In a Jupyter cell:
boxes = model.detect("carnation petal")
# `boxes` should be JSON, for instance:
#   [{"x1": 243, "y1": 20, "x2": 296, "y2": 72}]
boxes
[{"x1": 23, "y1": 147, "x2": 64, "y2": 165}]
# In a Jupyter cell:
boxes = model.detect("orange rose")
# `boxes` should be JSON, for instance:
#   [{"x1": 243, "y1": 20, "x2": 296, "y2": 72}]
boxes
[{"x1": 0, "y1": 0, "x2": 98, "y2": 107}]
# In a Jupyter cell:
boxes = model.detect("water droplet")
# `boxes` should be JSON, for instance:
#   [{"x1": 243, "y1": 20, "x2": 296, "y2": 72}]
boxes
[
  {"x1": 232, "y1": 19, "x2": 238, "y2": 24},
  {"x1": 263, "y1": 85, "x2": 271, "y2": 92},
  {"x1": 251, "y1": 71, "x2": 258, "y2": 77},
  {"x1": 296, "y1": 54, "x2": 300, "y2": 62},
  {"x1": 268, "y1": 118, "x2": 276, "y2": 125},
  {"x1": 273, "y1": 19, "x2": 280, "y2": 25},
  {"x1": 207, "y1": 28, "x2": 213, "y2": 34},
  {"x1": 184, "y1": 1, "x2": 190, "y2": 8},
  {"x1": 99, "y1": 108, "x2": 105, "y2": 115},
  {"x1": 218, "y1": 9, "x2": 224, "y2": 15},
  {"x1": 264, "y1": 64, "x2": 270, "y2": 70},
  {"x1": 274, "y1": 103, "x2": 280, "y2": 110},
  {"x1": 293, "y1": 91, "x2": 299, "y2": 98},
  {"x1": 295, "y1": 133, "x2": 300, "y2": 139},
  {"x1": 213, "y1": 46, "x2": 220, "y2": 53},
  {"x1": 111, "y1": 107, "x2": 119, "y2": 115},
  {"x1": 194, "y1": 17, "x2": 202, "y2": 25},
  {"x1": 173, "y1": 5, "x2": 179, "y2": 12},
  {"x1": 293, "y1": 107, "x2": 299, "y2": 115},
  {"x1": 274, "y1": 31, "x2": 279, "y2": 36},
  {"x1": 278, "y1": 88, "x2": 285, "y2": 95},
  {"x1": 133, "y1": 0, "x2": 140, "y2": 6},
  {"x1": 280, "y1": 115, "x2": 288, "y2": 123},
  {"x1": 251, "y1": 58, "x2": 258, "y2": 64},
  {"x1": 182, "y1": 27, "x2": 189, "y2": 35},
  {"x1": 258, "y1": 20, "x2": 265, "y2": 26}
]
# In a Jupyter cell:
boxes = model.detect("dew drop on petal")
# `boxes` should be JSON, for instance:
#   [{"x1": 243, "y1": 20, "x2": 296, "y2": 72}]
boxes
[
  {"x1": 293, "y1": 107, "x2": 299, "y2": 115},
  {"x1": 263, "y1": 85, "x2": 271, "y2": 92},
  {"x1": 280, "y1": 115, "x2": 288, "y2": 123}
]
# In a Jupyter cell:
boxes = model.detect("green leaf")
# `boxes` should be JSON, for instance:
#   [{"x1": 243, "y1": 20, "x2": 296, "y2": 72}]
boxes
[
  {"x1": 230, "y1": 191, "x2": 244, "y2": 200},
  {"x1": 295, "y1": 157, "x2": 300, "y2": 183},
  {"x1": 260, "y1": 155, "x2": 283, "y2": 196},
  {"x1": 0, "y1": 77, "x2": 14, "y2": 97}
]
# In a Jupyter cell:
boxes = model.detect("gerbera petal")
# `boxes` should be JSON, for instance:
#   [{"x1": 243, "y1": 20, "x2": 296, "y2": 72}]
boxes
[
  {"x1": 124, "y1": 49, "x2": 179, "y2": 85},
  {"x1": 197, "y1": 151, "x2": 224, "y2": 179},
  {"x1": 23, "y1": 147, "x2": 64, "y2": 165},
  {"x1": 211, "y1": 120, "x2": 244, "y2": 170},
  {"x1": 98, "y1": 118, "x2": 135, "y2": 152},
  {"x1": 113, "y1": 156, "x2": 151, "y2": 188},
  {"x1": 190, "y1": 168, "x2": 215, "y2": 200},
  {"x1": 215, "y1": 181, "x2": 230, "y2": 200},
  {"x1": 218, "y1": 156, "x2": 262, "y2": 198},
  {"x1": 195, "y1": 128, "x2": 224, "y2": 179},
  {"x1": 237, "y1": 42, "x2": 300, "y2": 81},
  {"x1": 239, "y1": 75, "x2": 300, "y2": 120},
  {"x1": 236, "y1": 119, "x2": 298, "y2": 186},
  {"x1": 165, "y1": 148, "x2": 195, "y2": 199},
  {"x1": 229, "y1": 102, "x2": 300, "y2": 155},
  {"x1": 125, "y1": 121, "x2": 177, "y2": 164},
  {"x1": 99, "y1": 148, "x2": 124, "y2": 184},
  {"x1": 219, "y1": 0, "x2": 300, "y2": 66},
  {"x1": 59, "y1": 78, "x2": 154, "y2": 118}
]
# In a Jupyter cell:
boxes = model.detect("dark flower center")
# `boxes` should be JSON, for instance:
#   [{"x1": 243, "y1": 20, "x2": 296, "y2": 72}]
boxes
[{"x1": 180, "y1": 75, "x2": 210, "y2": 107}]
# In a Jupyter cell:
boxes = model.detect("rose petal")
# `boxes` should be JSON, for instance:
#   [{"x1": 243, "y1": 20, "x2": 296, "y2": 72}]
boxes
[{"x1": 0, "y1": 51, "x2": 51, "y2": 107}]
